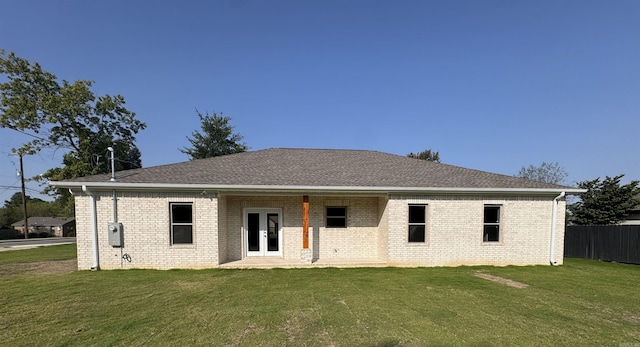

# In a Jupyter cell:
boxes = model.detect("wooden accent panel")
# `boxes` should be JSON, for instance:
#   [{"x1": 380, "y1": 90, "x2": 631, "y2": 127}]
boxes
[{"x1": 303, "y1": 195, "x2": 309, "y2": 249}]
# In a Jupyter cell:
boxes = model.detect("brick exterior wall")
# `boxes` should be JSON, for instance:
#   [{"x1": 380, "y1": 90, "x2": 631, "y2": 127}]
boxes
[
  {"x1": 74, "y1": 194, "x2": 93, "y2": 269},
  {"x1": 312, "y1": 197, "x2": 381, "y2": 260},
  {"x1": 217, "y1": 195, "x2": 228, "y2": 264},
  {"x1": 223, "y1": 196, "x2": 382, "y2": 263},
  {"x1": 75, "y1": 191, "x2": 219, "y2": 270},
  {"x1": 386, "y1": 195, "x2": 565, "y2": 266},
  {"x1": 225, "y1": 196, "x2": 297, "y2": 262},
  {"x1": 74, "y1": 191, "x2": 566, "y2": 270}
]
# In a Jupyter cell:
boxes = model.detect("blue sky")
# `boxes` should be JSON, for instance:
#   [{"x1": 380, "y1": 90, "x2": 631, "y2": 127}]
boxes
[{"x1": 1, "y1": 0, "x2": 639, "y2": 203}]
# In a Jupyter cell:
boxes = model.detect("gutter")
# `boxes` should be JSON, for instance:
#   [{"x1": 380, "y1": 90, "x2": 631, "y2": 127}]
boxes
[
  {"x1": 52, "y1": 181, "x2": 586, "y2": 196},
  {"x1": 82, "y1": 185, "x2": 100, "y2": 271},
  {"x1": 549, "y1": 191, "x2": 566, "y2": 266}
]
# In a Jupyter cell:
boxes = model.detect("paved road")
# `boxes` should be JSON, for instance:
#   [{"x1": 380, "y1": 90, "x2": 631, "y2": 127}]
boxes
[{"x1": 0, "y1": 237, "x2": 76, "y2": 251}]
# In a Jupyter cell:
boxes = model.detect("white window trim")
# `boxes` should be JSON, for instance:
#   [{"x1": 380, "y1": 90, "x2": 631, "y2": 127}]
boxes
[
  {"x1": 482, "y1": 204, "x2": 502, "y2": 244},
  {"x1": 408, "y1": 204, "x2": 427, "y2": 244},
  {"x1": 170, "y1": 202, "x2": 194, "y2": 246}
]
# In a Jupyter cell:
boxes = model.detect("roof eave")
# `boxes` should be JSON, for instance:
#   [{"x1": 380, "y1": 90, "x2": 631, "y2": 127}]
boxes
[{"x1": 51, "y1": 181, "x2": 586, "y2": 196}]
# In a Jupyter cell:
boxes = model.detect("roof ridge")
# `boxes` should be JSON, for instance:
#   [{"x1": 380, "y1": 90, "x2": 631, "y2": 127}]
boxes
[{"x1": 265, "y1": 147, "x2": 381, "y2": 152}]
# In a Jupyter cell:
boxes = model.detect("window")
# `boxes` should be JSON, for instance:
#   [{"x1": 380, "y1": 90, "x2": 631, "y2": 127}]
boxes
[
  {"x1": 483, "y1": 205, "x2": 500, "y2": 242},
  {"x1": 170, "y1": 203, "x2": 193, "y2": 244},
  {"x1": 408, "y1": 205, "x2": 426, "y2": 243},
  {"x1": 326, "y1": 207, "x2": 347, "y2": 228}
]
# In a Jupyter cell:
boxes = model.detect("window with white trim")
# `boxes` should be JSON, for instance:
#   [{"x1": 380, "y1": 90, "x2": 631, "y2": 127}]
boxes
[
  {"x1": 326, "y1": 207, "x2": 347, "y2": 228},
  {"x1": 483, "y1": 205, "x2": 501, "y2": 242},
  {"x1": 408, "y1": 205, "x2": 426, "y2": 243},
  {"x1": 170, "y1": 203, "x2": 193, "y2": 244}
]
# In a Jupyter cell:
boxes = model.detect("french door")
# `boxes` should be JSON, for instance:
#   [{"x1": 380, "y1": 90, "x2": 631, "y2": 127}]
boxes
[{"x1": 244, "y1": 209, "x2": 282, "y2": 257}]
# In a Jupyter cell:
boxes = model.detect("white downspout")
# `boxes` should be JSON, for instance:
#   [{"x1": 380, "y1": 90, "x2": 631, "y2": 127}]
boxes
[
  {"x1": 550, "y1": 191, "x2": 566, "y2": 266},
  {"x1": 82, "y1": 185, "x2": 100, "y2": 270}
]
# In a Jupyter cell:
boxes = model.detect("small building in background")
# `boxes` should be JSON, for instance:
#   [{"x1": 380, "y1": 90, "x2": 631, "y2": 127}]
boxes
[
  {"x1": 621, "y1": 204, "x2": 640, "y2": 225},
  {"x1": 12, "y1": 217, "x2": 76, "y2": 237}
]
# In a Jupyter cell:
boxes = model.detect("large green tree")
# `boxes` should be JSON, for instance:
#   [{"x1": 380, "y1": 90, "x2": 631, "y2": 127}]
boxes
[
  {"x1": 516, "y1": 162, "x2": 568, "y2": 185},
  {"x1": 0, "y1": 50, "x2": 146, "y2": 210},
  {"x1": 568, "y1": 175, "x2": 640, "y2": 225},
  {"x1": 180, "y1": 110, "x2": 248, "y2": 160}
]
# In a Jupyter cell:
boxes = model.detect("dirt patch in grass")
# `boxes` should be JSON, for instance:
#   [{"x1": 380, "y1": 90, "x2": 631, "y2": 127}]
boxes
[
  {"x1": 474, "y1": 271, "x2": 529, "y2": 288},
  {"x1": 228, "y1": 323, "x2": 265, "y2": 347},
  {"x1": 283, "y1": 308, "x2": 336, "y2": 346},
  {"x1": 0, "y1": 259, "x2": 76, "y2": 276}
]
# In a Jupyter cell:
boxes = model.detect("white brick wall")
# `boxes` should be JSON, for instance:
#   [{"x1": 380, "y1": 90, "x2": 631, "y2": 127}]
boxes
[
  {"x1": 217, "y1": 195, "x2": 228, "y2": 264},
  {"x1": 223, "y1": 196, "x2": 382, "y2": 262},
  {"x1": 225, "y1": 196, "x2": 294, "y2": 261},
  {"x1": 386, "y1": 195, "x2": 565, "y2": 266},
  {"x1": 311, "y1": 197, "x2": 380, "y2": 260},
  {"x1": 75, "y1": 191, "x2": 218, "y2": 270},
  {"x1": 74, "y1": 194, "x2": 93, "y2": 270},
  {"x1": 74, "y1": 191, "x2": 566, "y2": 269}
]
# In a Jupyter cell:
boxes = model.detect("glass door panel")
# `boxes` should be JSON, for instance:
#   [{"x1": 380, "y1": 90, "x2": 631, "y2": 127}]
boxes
[
  {"x1": 247, "y1": 213, "x2": 260, "y2": 252},
  {"x1": 245, "y1": 209, "x2": 282, "y2": 257},
  {"x1": 267, "y1": 213, "x2": 279, "y2": 252}
]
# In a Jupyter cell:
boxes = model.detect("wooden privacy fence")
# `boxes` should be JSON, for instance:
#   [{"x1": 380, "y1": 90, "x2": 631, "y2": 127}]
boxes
[{"x1": 565, "y1": 225, "x2": 640, "y2": 264}]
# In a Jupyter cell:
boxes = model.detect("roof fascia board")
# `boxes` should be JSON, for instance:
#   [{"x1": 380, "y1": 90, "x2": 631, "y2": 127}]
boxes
[{"x1": 53, "y1": 181, "x2": 586, "y2": 195}]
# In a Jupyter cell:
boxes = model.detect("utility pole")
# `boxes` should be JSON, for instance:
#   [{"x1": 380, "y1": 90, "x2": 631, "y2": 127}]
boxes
[{"x1": 18, "y1": 152, "x2": 29, "y2": 239}]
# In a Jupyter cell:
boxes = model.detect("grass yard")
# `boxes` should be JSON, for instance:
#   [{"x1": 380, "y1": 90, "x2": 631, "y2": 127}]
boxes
[
  {"x1": 0, "y1": 243, "x2": 76, "y2": 265},
  {"x1": 1, "y1": 245, "x2": 639, "y2": 346}
]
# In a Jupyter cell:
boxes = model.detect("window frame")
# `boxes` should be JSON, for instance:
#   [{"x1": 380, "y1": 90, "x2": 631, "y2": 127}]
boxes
[
  {"x1": 408, "y1": 204, "x2": 427, "y2": 243},
  {"x1": 325, "y1": 206, "x2": 347, "y2": 228},
  {"x1": 170, "y1": 202, "x2": 194, "y2": 245},
  {"x1": 483, "y1": 205, "x2": 501, "y2": 243}
]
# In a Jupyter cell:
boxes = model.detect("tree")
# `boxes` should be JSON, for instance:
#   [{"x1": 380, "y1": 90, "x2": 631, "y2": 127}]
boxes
[
  {"x1": 0, "y1": 192, "x2": 24, "y2": 227},
  {"x1": 43, "y1": 138, "x2": 142, "y2": 181},
  {"x1": 3, "y1": 192, "x2": 25, "y2": 209},
  {"x1": 0, "y1": 192, "x2": 66, "y2": 228},
  {"x1": 568, "y1": 175, "x2": 640, "y2": 225},
  {"x1": 407, "y1": 149, "x2": 440, "y2": 162},
  {"x1": 180, "y1": 110, "x2": 248, "y2": 160},
  {"x1": 0, "y1": 50, "x2": 146, "y2": 204},
  {"x1": 516, "y1": 162, "x2": 568, "y2": 185},
  {"x1": 41, "y1": 139, "x2": 142, "y2": 216}
]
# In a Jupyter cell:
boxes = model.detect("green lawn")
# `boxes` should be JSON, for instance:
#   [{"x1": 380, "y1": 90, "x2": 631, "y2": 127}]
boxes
[
  {"x1": 0, "y1": 243, "x2": 76, "y2": 265},
  {"x1": 1, "y1": 245, "x2": 639, "y2": 346}
]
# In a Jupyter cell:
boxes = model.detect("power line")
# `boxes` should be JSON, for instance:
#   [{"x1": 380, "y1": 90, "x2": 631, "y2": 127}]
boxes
[
  {"x1": 9, "y1": 128, "x2": 50, "y2": 143},
  {"x1": 0, "y1": 180, "x2": 19, "y2": 196},
  {"x1": 114, "y1": 158, "x2": 142, "y2": 168}
]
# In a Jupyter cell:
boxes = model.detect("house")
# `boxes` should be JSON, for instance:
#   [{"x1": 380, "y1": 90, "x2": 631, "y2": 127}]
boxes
[
  {"x1": 620, "y1": 194, "x2": 640, "y2": 225},
  {"x1": 12, "y1": 217, "x2": 76, "y2": 237},
  {"x1": 50, "y1": 148, "x2": 583, "y2": 270}
]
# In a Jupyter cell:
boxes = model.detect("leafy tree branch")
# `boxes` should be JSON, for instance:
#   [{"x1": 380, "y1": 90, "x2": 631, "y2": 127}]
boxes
[{"x1": 1, "y1": 50, "x2": 147, "y2": 211}]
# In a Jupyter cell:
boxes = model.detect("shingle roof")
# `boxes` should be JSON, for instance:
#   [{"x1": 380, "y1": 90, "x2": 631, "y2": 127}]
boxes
[
  {"x1": 58, "y1": 148, "x2": 572, "y2": 190},
  {"x1": 11, "y1": 217, "x2": 75, "y2": 227}
]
